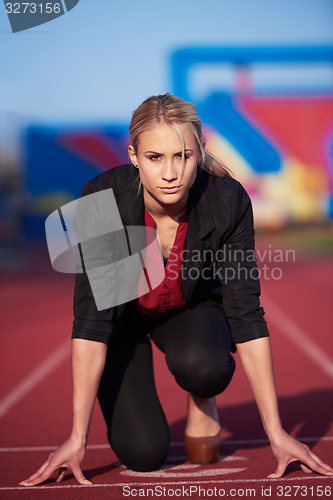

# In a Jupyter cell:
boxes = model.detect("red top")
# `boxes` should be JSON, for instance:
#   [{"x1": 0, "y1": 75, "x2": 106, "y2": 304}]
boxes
[{"x1": 132, "y1": 209, "x2": 188, "y2": 316}]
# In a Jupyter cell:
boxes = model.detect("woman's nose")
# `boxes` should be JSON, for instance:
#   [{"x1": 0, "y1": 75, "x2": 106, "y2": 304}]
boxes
[{"x1": 161, "y1": 160, "x2": 178, "y2": 181}]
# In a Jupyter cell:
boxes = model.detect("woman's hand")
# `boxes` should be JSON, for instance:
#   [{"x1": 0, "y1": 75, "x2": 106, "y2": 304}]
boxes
[
  {"x1": 18, "y1": 340, "x2": 108, "y2": 487},
  {"x1": 268, "y1": 428, "x2": 333, "y2": 478},
  {"x1": 18, "y1": 437, "x2": 92, "y2": 487}
]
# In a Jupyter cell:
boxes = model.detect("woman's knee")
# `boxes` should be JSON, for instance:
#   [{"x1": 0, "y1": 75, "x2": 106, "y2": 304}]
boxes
[
  {"x1": 169, "y1": 350, "x2": 236, "y2": 398},
  {"x1": 110, "y1": 430, "x2": 169, "y2": 472}
]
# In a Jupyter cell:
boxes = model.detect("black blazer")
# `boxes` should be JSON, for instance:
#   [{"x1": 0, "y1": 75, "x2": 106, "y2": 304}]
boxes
[{"x1": 72, "y1": 164, "x2": 269, "y2": 348}]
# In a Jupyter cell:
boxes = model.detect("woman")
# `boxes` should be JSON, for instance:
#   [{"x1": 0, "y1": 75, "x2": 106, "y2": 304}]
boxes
[{"x1": 20, "y1": 94, "x2": 332, "y2": 486}]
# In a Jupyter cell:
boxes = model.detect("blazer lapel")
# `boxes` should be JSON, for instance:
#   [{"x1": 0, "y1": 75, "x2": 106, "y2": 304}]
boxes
[{"x1": 116, "y1": 169, "x2": 145, "y2": 227}]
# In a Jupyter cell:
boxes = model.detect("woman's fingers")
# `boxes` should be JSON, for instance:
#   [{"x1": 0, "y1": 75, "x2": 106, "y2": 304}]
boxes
[
  {"x1": 267, "y1": 459, "x2": 288, "y2": 479},
  {"x1": 301, "y1": 451, "x2": 333, "y2": 476},
  {"x1": 307, "y1": 449, "x2": 333, "y2": 473},
  {"x1": 19, "y1": 464, "x2": 92, "y2": 487},
  {"x1": 268, "y1": 446, "x2": 333, "y2": 479},
  {"x1": 55, "y1": 465, "x2": 91, "y2": 485},
  {"x1": 300, "y1": 463, "x2": 313, "y2": 473},
  {"x1": 56, "y1": 467, "x2": 67, "y2": 483},
  {"x1": 18, "y1": 456, "x2": 52, "y2": 485},
  {"x1": 69, "y1": 463, "x2": 92, "y2": 485},
  {"x1": 268, "y1": 456, "x2": 320, "y2": 479},
  {"x1": 19, "y1": 461, "x2": 59, "y2": 487},
  {"x1": 18, "y1": 439, "x2": 90, "y2": 487}
]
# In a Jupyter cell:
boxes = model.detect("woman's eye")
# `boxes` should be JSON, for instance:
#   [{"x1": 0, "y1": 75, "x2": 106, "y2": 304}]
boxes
[{"x1": 148, "y1": 154, "x2": 190, "y2": 161}]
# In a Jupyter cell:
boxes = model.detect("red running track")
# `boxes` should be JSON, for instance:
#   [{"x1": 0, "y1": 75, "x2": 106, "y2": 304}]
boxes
[{"x1": 0, "y1": 246, "x2": 332, "y2": 499}]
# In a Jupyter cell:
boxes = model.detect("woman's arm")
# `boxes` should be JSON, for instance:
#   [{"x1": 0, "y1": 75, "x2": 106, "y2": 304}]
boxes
[
  {"x1": 19, "y1": 339, "x2": 108, "y2": 487},
  {"x1": 236, "y1": 337, "x2": 333, "y2": 478},
  {"x1": 70, "y1": 339, "x2": 108, "y2": 444}
]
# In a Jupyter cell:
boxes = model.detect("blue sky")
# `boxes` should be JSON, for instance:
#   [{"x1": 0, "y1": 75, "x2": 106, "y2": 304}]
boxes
[{"x1": 0, "y1": 0, "x2": 333, "y2": 123}]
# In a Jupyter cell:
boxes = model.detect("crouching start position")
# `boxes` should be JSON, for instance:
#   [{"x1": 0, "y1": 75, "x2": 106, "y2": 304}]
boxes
[{"x1": 20, "y1": 93, "x2": 333, "y2": 486}]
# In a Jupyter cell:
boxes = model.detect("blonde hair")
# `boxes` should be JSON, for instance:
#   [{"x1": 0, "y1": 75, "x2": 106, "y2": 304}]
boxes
[{"x1": 129, "y1": 93, "x2": 232, "y2": 180}]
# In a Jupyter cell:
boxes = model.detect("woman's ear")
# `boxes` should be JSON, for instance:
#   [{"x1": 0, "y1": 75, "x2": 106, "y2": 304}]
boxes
[{"x1": 128, "y1": 145, "x2": 138, "y2": 167}]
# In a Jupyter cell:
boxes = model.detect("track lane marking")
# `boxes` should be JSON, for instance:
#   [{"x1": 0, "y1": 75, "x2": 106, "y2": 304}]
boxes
[
  {"x1": 263, "y1": 295, "x2": 333, "y2": 380},
  {"x1": 2, "y1": 475, "x2": 332, "y2": 490},
  {"x1": 165, "y1": 455, "x2": 247, "y2": 462},
  {"x1": 1, "y1": 436, "x2": 332, "y2": 452},
  {"x1": 0, "y1": 340, "x2": 70, "y2": 419},
  {"x1": 120, "y1": 468, "x2": 247, "y2": 477}
]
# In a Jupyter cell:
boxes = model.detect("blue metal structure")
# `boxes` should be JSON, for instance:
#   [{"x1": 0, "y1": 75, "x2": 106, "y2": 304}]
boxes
[{"x1": 171, "y1": 46, "x2": 333, "y2": 174}]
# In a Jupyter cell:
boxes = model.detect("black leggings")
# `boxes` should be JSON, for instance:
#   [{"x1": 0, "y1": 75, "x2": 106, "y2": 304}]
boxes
[{"x1": 97, "y1": 302, "x2": 235, "y2": 472}]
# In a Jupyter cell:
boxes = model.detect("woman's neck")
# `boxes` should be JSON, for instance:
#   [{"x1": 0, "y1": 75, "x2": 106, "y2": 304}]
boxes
[{"x1": 143, "y1": 188, "x2": 188, "y2": 223}]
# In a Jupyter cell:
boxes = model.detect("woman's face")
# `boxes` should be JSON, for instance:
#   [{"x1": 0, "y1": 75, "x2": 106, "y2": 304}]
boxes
[{"x1": 128, "y1": 122, "x2": 201, "y2": 210}]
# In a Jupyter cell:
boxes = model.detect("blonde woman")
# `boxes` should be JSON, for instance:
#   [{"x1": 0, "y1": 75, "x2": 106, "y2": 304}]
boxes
[{"x1": 20, "y1": 94, "x2": 332, "y2": 486}]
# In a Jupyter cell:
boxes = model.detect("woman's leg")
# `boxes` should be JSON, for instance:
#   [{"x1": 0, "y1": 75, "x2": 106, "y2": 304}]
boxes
[
  {"x1": 97, "y1": 311, "x2": 170, "y2": 472},
  {"x1": 151, "y1": 303, "x2": 235, "y2": 398},
  {"x1": 151, "y1": 303, "x2": 235, "y2": 440}
]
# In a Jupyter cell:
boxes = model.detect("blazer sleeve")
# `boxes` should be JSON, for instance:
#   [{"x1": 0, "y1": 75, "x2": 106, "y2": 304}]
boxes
[
  {"x1": 216, "y1": 181, "x2": 269, "y2": 345},
  {"x1": 71, "y1": 181, "x2": 116, "y2": 344}
]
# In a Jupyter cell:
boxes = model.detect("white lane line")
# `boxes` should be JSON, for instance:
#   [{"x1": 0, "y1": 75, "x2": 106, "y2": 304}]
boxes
[
  {"x1": 120, "y1": 468, "x2": 247, "y2": 478},
  {"x1": 0, "y1": 340, "x2": 70, "y2": 419},
  {"x1": 2, "y1": 475, "x2": 332, "y2": 491},
  {"x1": 263, "y1": 294, "x2": 333, "y2": 380},
  {"x1": 170, "y1": 436, "x2": 333, "y2": 447},
  {"x1": 1, "y1": 436, "x2": 332, "y2": 452},
  {"x1": 166, "y1": 455, "x2": 247, "y2": 462}
]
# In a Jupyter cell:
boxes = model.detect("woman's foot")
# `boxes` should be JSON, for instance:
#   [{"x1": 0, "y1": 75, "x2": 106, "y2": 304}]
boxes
[
  {"x1": 184, "y1": 393, "x2": 221, "y2": 463},
  {"x1": 185, "y1": 393, "x2": 221, "y2": 438}
]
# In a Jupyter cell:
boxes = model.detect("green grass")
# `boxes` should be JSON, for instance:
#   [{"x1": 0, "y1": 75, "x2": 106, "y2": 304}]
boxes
[{"x1": 255, "y1": 223, "x2": 333, "y2": 256}]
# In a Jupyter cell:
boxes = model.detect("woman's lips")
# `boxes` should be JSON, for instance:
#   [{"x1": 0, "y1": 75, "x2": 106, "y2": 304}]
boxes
[{"x1": 159, "y1": 185, "x2": 181, "y2": 194}]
